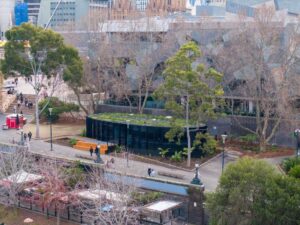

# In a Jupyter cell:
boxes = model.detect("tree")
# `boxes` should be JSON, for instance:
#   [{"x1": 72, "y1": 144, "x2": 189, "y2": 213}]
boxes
[
  {"x1": 206, "y1": 157, "x2": 300, "y2": 225},
  {"x1": 1, "y1": 23, "x2": 83, "y2": 138},
  {"x1": 39, "y1": 97, "x2": 79, "y2": 122},
  {"x1": 155, "y1": 41, "x2": 224, "y2": 167},
  {"x1": 210, "y1": 6, "x2": 300, "y2": 151},
  {"x1": 77, "y1": 168, "x2": 139, "y2": 225}
]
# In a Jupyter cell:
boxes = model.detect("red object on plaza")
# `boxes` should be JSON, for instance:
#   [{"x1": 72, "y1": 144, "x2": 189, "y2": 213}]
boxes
[{"x1": 5, "y1": 114, "x2": 27, "y2": 129}]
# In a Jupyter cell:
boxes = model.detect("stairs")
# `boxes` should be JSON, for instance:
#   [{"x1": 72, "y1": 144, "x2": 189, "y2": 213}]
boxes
[
  {"x1": 6, "y1": 94, "x2": 35, "y2": 115},
  {"x1": 73, "y1": 140, "x2": 108, "y2": 154}
]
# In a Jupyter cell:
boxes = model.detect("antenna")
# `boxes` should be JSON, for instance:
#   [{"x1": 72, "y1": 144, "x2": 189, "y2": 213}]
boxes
[{"x1": 44, "y1": 0, "x2": 64, "y2": 29}]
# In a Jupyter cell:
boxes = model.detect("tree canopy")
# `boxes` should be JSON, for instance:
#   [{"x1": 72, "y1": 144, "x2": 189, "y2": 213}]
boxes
[
  {"x1": 207, "y1": 157, "x2": 300, "y2": 225},
  {"x1": 1, "y1": 23, "x2": 82, "y2": 78},
  {"x1": 155, "y1": 41, "x2": 224, "y2": 167}
]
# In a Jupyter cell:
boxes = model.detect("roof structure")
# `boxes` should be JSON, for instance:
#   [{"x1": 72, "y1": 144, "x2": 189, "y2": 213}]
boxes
[
  {"x1": 77, "y1": 189, "x2": 129, "y2": 203},
  {"x1": 145, "y1": 200, "x2": 182, "y2": 212},
  {"x1": 1, "y1": 170, "x2": 43, "y2": 184}
]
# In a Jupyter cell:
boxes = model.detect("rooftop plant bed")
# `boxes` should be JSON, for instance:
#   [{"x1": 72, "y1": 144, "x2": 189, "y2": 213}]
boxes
[{"x1": 89, "y1": 113, "x2": 190, "y2": 127}]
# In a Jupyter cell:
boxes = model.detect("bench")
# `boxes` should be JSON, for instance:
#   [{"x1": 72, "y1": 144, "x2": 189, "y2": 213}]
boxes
[{"x1": 157, "y1": 171, "x2": 185, "y2": 179}]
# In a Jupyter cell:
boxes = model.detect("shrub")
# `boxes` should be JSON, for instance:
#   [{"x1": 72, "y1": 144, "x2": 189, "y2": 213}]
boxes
[
  {"x1": 39, "y1": 97, "x2": 79, "y2": 122},
  {"x1": 80, "y1": 128, "x2": 86, "y2": 137},
  {"x1": 158, "y1": 147, "x2": 169, "y2": 158},
  {"x1": 288, "y1": 165, "x2": 300, "y2": 178},
  {"x1": 63, "y1": 161, "x2": 86, "y2": 188},
  {"x1": 194, "y1": 133, "x2": 217, "y2": 156},
  {"x1": 282, "y1": 157, "x2": 300, "y2": 173},
  {"x1": 69, "y1": 138, "x2": 77, "y2": 146},
  {"x1": 171, "y1": 151, "x2": 182, "y2": 162},
  {"x1": 239, "y1": 134, "x2": 258, "y2": 143},
  {"x1": 115, "y1": 145, "x2": 123, "y2": 153},
  {"x1": 132, "y1": 191, "x2": 163, "y2": 205}
]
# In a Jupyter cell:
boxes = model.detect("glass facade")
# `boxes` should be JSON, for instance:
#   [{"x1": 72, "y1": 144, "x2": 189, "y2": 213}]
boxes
[{"x1": 86, "y1": 116, "x2": 207, "y2": 157}]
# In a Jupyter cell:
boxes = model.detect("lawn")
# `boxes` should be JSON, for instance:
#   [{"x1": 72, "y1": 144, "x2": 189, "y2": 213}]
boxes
[{"x1": 89, "y1": 113, "x2": 188, "y2": 127}]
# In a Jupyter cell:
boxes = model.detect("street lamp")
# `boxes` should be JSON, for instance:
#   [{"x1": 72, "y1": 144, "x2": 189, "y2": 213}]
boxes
[
  {"x1": 294, "y1": 129, "x2": 300, "y2": 158},
  {"x1": 20, "y1": 129, "x2": 24, "y2": 146},
  {"x1": 212, "y1": 126, "x2": 217, "y2": 141},
  {"x1": 49, "y1": 108, "x2": 53, "y2": 151},
  {"x1": 221, "y1": 133, "x2": 227, "y2": 173},
  {"x1": 126, "y1": 120, "x2": 130, "y2": 167},
  {"x1": 191, "y1": 164, "x2": 203, "y2": 185}
]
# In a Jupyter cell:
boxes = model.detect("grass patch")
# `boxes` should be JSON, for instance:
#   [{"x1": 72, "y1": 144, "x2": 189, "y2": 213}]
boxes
[{"x1": 89, "y1": 113, "x2": 187, "y2": 127}]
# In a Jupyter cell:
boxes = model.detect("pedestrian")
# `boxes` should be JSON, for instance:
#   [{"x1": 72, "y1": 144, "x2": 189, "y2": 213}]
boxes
[
  {"x1": 95, "y1": 145, "x2": 99, "y2": 155},
  {"x1": 14, "y1": 77, "x2": 18, "y2": 86},
  {"x1": 89, "y1": 146, "x2": 93, "y2": 157},
  {"x1": 16, "y1": 114, "x2": 20, "y2": 129},
  {"x1": 28, "y1": 131, "x2": 32, "y2": 141},
  {"x1": 20, "y1": 95, "x2": 23, "y2": 104},
  {"x1": 23, "y1": 133, "x2": 27, "y2": 142},
  {"x1": 150, "y1": 169, "x2": 156, "y2": 177},
  {"x1": 147, "y1": 168, "x2": 152, "y2": 176}
]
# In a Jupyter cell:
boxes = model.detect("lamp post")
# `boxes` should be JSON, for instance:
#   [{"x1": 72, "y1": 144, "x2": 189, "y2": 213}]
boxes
[
  {"x1": 221, "y1": 133, "x2": 227, "y2": 173},
  {"x1": 49, "y1": 108, "x2": 53, "y2": 151},
  {"x1": 212, "y1": 126, "x2": 217, "y2": 141},
  {"x1": 294, "y1": 129, "x2": 300, "y2": 158},
  {"x1": 20, "y1": 129, "x2": 24, "y2": 146},
  {"x1": 191, "y1": 164, "x2": 203, "y2": 185},
  {"x1": 126, "y1": 120, "x2": 130, "y2": 167}
]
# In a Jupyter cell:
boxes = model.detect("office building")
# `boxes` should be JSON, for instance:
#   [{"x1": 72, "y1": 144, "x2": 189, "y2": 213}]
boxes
[
  {"x1": 24, "y1": 0, "x2": 41, "y2": 25},
  {"x1": 0, "y1": 0, "x2": 15, "y2": 39},
  {"x1": 136, "y1": 0, "x2": 148, "y2": 11},
  {"x1": 15, "y1": 2, "x2": 29, "y2": 26}
]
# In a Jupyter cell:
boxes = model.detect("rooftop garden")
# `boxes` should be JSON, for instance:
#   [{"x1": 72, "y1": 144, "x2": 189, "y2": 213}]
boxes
[{"x1": 89, "y1": 113, "x2": 187, "y2": 127}]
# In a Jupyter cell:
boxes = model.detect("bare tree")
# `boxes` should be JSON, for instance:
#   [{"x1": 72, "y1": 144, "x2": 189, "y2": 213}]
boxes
[
  {"x1": 211, "y1": 6, "x2": 300, "y2": 150},
  {"x1": 76, "y1": 168, "x2": 139, "y2": 225},
  {"x1": 0, "y1": 147, "x2": 34, "y2": 206}
]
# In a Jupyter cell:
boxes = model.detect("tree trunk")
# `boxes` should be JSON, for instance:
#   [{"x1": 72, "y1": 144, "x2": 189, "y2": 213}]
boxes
[
  {"x1": 57, "y1": 210, "x2": 60, "y2": 225},
  {"x1": 259, "y1": 137, "x2": 266, "y2": 152},
  {"x1": 186, "y1": 95, "x2": 191, "y2": 167},
  {"x1": 35, "y1": 91, "x2": 40, "y2": 139}
]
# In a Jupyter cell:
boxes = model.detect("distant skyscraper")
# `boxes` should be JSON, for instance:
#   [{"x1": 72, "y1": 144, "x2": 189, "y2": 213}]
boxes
[
  {"x1": 24, "y1": 0, "x2": 41, "y2": 25},
  {"x1": 136, "y1": 0, "x2": 148, "y2": 11},
  {"x1": 15, "y1": 3, "x2": 29, "y2": 26},
  {"x1": 0, "y1": 0, "x2": 15, "y2": 39}
]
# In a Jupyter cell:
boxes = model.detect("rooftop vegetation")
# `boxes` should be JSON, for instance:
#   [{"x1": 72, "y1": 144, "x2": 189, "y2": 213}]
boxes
[{"x1": 89, "y1": 113, "x2": 188, "y2": 127}]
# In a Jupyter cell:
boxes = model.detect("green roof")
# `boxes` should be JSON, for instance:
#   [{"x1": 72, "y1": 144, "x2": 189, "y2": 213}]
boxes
[{"x1": 89, "y1": 113, "x2": 187, "y2": 127}]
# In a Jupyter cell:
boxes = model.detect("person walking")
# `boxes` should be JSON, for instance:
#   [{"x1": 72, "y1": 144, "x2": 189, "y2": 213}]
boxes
[
  {"x1": 28, "y1": 131, "x2": 32, "y2": 141},
  {"x1": 16, "y1": 114, "x2": 20, "y2": 129},
  {"x1": 23, "y1": 133, "x2": 27, "y2": 142},
  {"x1": 95, "y1": 145, "x2": 99, "y2": 156},
  {"x1": 89, "y1": 146, "x2": 93, "y2": 157}
]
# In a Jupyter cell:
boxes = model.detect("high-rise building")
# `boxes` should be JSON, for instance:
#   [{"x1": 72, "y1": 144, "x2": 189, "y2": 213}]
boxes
[
  {"x1": 38, "y1": 0, "x2": 90, "y2": 29},
  {"x1": 136, "y1": 0, "x2": 148, "y2": 11},
  {"x1": 15, "y1": 2, "x2": 29, "y2": 26},
  {"x1": 0, "y1": 0, "x2": 15, "y2": 39},
  {"x1": 24, "y1": 0, "x2": 41, "y2": 25}
]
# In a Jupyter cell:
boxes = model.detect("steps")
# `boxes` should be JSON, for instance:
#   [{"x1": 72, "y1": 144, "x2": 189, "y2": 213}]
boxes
[
  {"x1": 73, "y1": 140, "x2": 108, "y2": 154},
  {"x1": 6, "y1": 94, "x2": 35, "y2": 115}
]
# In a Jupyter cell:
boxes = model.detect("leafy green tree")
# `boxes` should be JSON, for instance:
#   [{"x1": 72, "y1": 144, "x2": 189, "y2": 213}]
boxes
[
  {"x1": 193, "y1": 133, "x2": 217, "y2": 156},
  {"x1": 207, "y1": 157, "x2": 300, "y2": 225},
  {"x1": 1, "y1": 23, "x2": 82, "y2": 138},
  {"x1": 38, "y1": 97, "x2": 79, "y2": 122},
  {"x1": 155, "y1": 41, "x2": 224, "y2": 167}
]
